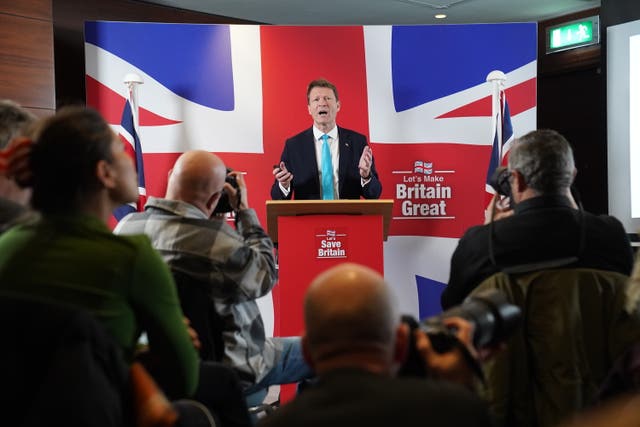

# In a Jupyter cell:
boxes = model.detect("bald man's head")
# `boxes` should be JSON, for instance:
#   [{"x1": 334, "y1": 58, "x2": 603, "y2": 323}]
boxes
[
  {"x1": 166, "y1": 150, "x2": 227, "y2": 215},
  {"x1": 304, "y1": 263, "x2": 400, "y2": 368}
]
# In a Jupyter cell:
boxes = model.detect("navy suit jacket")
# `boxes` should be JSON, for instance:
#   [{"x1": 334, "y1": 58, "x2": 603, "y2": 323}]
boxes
[{"x1": 270, "y1": 127, "x2": 382, "y2": 200}]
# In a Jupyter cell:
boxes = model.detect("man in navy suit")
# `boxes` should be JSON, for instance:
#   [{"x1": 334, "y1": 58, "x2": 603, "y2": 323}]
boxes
[{"x1": 271, "y1": 79, "x2": 382, "y2": 200}]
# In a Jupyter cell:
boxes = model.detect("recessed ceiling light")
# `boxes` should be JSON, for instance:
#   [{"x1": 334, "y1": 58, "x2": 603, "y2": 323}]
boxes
[{"x1": 435, "y1": 14, "x2": 447, "y2": 19}]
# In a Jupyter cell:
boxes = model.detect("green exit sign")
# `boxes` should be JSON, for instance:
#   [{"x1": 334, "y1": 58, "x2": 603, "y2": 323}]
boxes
[{"x1": 546, "y1": 16, "x2": 600, "y2": 54}]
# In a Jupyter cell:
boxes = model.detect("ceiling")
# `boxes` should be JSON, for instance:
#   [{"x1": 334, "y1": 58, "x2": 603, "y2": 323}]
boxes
[{"x1": 142, "y1": 0, "x2": 600, "y2": 25}]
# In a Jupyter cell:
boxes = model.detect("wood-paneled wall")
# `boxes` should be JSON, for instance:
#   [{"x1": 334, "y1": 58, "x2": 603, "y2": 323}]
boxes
[{"x1": 0, "y1": 0, "x2": 56, "y2": 117}]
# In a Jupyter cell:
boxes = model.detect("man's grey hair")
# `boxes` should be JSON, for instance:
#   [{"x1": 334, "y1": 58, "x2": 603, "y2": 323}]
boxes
[
  {"x1": 0, "y1": 100, "x2": 36, "y2": 149},
  {"x1": 508, "y1": 129, "x2": 575, "y2": 194}
]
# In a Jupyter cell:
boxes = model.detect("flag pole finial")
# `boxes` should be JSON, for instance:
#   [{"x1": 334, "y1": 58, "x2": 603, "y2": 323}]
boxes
[
  {"x1": 123, "y1": 73, "x2": 144, "y2": 100},
  {"x1": 123, "y1": 73, "x2": 144, "y2": 86},
  {"x1": 486, "y1": 70, "x2": 506, "y2": 85}
]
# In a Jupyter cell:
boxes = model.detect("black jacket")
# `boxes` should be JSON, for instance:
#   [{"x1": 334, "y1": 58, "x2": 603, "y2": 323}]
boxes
[
  {"x1": 258, "y1": 368, "x2": 491, "y2": 427},
  {"x1": 442, "y1": 195, "x2": 634, "y2": 309},
  {"x1": 0, "y1": 295, "x2": 130, "y2": 427}
]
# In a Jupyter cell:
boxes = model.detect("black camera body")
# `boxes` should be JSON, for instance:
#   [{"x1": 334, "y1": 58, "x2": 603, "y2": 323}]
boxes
[
  {"x1": 213, "y1": 169, "x2": 240, "y2": 214},
  {"x1": 489, "y1": 166, "x2": 512, "y2": 200}
]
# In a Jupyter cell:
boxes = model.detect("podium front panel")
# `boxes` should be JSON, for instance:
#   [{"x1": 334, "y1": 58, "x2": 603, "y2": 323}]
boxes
[{"x1": 274, "y1": 214, "x2": 384, "y2": 338}]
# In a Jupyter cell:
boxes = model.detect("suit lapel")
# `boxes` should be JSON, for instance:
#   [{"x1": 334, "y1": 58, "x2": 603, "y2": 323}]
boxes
[
  {"x1": 303, "y1": 127, "x2": 320, "y2": 191},
  {"x1": 338, "y1": 127, "x2": 349, "y2": 195}
]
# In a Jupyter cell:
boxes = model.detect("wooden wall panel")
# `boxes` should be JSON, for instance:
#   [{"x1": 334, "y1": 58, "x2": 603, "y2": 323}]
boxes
[
  {"x1": 0, "y1": 4, "x2": 55, "y2": 113},
  {"x1": 1, "y1": 0, "x2": 52, "y2": 21}
]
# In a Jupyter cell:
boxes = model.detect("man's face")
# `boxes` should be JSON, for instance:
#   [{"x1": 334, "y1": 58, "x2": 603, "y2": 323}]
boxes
[
  {"x1": 107, "y1": 135, "x2": 139, "y2": 205},
  {"x1": 308, "y1": 86, "x2": 340, "y2": 129}
]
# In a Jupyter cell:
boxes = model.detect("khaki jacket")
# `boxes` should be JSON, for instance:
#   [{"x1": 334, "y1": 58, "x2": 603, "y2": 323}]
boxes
[{"x1": 473, "y1": 268, "x2": 640, "y2": 427}]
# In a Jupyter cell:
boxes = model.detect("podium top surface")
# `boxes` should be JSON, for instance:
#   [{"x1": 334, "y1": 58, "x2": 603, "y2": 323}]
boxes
[{"x1": 266, "y1": 199, "x2": 394, "y2": 243}]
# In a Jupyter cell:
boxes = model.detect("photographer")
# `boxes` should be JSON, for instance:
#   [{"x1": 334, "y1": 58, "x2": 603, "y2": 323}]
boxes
[
  {"x1": 258, "y1": 263, "x2": 491, "y2": 427},
  {"x1": 115, "y1": 150, "x2": 313, "y2": 400},
  {"x1": 442, "y1": 129, "x2": 634, "y2": 309},
  {"x1": 483, "y1": 166, "x2": 515, "y2": 225}
]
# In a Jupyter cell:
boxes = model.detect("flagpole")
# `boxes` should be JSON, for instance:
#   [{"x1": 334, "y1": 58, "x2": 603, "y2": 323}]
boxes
[
  {"x1": 123, "y1": 73, "x2": 146, "y2": 210},
  {"x1": 486, "y1": 70, "x2": 506, "y2": 159},
  {"x1": 123, "y1": 73, "x2": 144, "y2": 137}
]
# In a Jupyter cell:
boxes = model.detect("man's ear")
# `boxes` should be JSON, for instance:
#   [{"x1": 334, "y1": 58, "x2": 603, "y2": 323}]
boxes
[
  {"x1": 336, "y1": 100, "x2": 341, "y2": 113},
  {"x1": 301, "y1": 335, "x2": 316, "y2": 370},
  {"x1": 96, "y1": 159, "x2": 115, "y2": 189},
  {"x1": 205, "y1": 191, "x2": 222, "y2": 212},
  {"x1": 511, "y1": 170, "x2": 527, "y2": 193},
  {"x1": 393, "y1": 323, "x2": 410, "y2": 365}
]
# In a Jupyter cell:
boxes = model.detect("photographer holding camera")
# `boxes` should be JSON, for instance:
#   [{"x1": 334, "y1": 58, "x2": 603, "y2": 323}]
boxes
[
  {"x1": 258, "y1": 262, "x2": 491, "y2": 427},
  {"x1": 483, "y1": 166, "x2": 515, "y2": 224},
  {"x1": 442, "y1": 129, "x2": 634, "y2": 309},
  {"x1": 115, "y1": 150, "x2": 313, "y2": 400}
]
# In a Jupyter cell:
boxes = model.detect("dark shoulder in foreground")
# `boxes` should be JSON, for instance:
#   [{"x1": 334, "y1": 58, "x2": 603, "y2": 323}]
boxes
[{"x1": 257, "y1": 376, "x2": 491, "y2": 427}]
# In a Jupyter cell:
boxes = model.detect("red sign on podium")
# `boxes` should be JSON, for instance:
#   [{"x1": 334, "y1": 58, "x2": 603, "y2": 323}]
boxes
[{"x1": 266, "y1": 200, "x2": 393, "y2": 400}]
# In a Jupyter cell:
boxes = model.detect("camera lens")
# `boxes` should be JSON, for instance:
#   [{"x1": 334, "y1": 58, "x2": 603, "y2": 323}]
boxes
[
  {"x1": 420, "y1": 289, "x2": 521, "y2": 350},
  {"x1": 462, "y1": 290, "x2": 521, "y2": 348}
]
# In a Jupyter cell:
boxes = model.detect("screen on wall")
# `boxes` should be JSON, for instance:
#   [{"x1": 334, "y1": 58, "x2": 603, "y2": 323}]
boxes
[{"x1": 607, "y1": 18, "x2": 640, "y2": 234}]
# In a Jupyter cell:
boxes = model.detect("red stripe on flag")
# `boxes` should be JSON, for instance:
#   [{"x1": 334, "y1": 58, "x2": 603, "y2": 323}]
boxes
[{"x1": 504, "y1": 78, "x2": 537, "y2": 116}]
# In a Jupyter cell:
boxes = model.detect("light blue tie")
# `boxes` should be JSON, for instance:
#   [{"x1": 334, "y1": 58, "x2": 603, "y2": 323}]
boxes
[{"x1": 321, "y1": 134, "x2": 334, "y2": 200}]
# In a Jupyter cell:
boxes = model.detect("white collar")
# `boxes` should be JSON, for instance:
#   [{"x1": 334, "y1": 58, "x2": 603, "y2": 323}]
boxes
[{"x1": 313, "y1": 125, "x2": 338, "y2": 141}]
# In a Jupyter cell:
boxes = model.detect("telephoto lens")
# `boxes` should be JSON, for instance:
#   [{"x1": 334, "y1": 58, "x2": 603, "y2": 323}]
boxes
[{"x1": 420, "y1": 289, "x2": 522, "y2": 352}]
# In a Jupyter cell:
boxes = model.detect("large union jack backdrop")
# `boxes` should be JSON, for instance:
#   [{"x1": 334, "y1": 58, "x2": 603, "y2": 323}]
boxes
[{"x1": 85, "y1": 21, "x2": 537, "y2": 321}]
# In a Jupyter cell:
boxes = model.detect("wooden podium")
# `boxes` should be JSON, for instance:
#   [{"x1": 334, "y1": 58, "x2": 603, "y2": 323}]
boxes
[{"x1": 266, "y1": 199, "x2": 393, "y2": 338}]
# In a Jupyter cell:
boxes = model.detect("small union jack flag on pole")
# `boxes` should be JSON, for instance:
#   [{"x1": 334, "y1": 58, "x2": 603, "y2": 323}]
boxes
[
  {"x1": 485, "y1": 70, "x2": 515, "y2": 206},
  {"x1": 113, "y1": 74, "x2": 146, "y2": 221}
]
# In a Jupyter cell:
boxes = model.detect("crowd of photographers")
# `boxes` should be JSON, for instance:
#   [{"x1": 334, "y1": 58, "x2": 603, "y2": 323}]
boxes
[{"x1": 2, "y1": 97, "x2": 640, "y2": 427}]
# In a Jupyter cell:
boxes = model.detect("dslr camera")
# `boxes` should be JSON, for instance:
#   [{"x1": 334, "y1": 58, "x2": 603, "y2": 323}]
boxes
[
  {"x1": 420, "y1": 289, "x2": 521, "y2": 353},
  {"x1": 398, "y1": 289, "x2": 521, "y2": 377},
  {"x1": 213, "y1": 168, "x2": 240, "y2": 214},
  {"x1": 489, "y1": 166, "x2": 512, "y2": 200}
]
